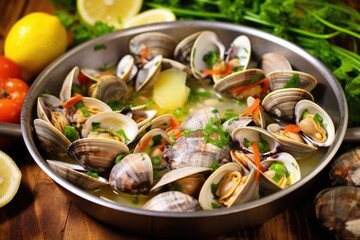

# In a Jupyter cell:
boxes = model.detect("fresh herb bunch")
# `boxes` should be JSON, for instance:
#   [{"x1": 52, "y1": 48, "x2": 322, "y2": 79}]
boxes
[
  {"x1": 145, "y1": 0, "x2": 360, "y2": 126},
  {"x1": 50, "y1": 1, "x2": 115, "y2": 46}
]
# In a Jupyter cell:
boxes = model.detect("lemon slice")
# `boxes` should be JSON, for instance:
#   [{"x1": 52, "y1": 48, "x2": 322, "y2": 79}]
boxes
[
  {"x1": 0, "y1": 150, "x2": 21, "y2": 207},
  {"x1": 77, "y1": 0, "x2": 143, "y2": 29},
  {"x1": 123, "y1": 8, "x2": 176, "y2": 28}
]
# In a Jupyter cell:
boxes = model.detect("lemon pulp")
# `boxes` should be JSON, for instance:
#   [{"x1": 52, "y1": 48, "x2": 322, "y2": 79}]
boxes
[{"x1": 0, "y1": 150, "x2": 21, "y2": 207}]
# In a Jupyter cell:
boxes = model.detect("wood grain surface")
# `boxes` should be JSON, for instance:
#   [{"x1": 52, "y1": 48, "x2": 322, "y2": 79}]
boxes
[{"x1": 0, "y1": 0, "x2": 354, "y2": 239}]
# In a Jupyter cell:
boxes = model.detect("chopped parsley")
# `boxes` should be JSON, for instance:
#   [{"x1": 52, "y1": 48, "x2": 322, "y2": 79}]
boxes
[
  {"x1": 116, "y1": 129, "x2": 130, "y2": 142},
  {"x1": 91, "y1": 122, "x2": 101, "y2": 129},
  {"x1": 203, "y1": 117, "x2": 230, "y2": 148},
  {"x1": 131, "y1": 196, "x2": 139, "y2": 205},
  {"x1": 188, "y1": 89, "x2": 211, "y2": 103},
  {"x1": 209, "y1": 161, "x2": 220, "y2": 171},
  {"x1": 174, "y1": 107, "x2": 189, "y2": 119},
  {"x1": 243, "y1": 136, "x2": 269, "y2": 153},
  {"x1": 284, "y1": 74, "x2": 300, "y2": 88},
  {"x1": 170, "y1": 183, "x2": 182, "y2": 191},
  {"x1": 203, "y1": 51, "x2": 221, "y2": 68},
  {"x1": 75, "y1": 100, "x2": 90, "y2": 117},
  {"x1": 269, "y1": 162, "x2": 289, "y2": 183},
  {"x1": 115, "y1": 154, "x2": 125, "y2": 164},
  {"x1": 87, "y1": 170, "x2": 99, "y2": 178},
  {"x1": 153, "y1": 170, "x2": 161, "y2": 181},
  {"x1": 63, "y1": 125, "x2": 80, "y2": 142},
  {"x1": 151, "y1": 156, "x2": 161, "y2": 167}
]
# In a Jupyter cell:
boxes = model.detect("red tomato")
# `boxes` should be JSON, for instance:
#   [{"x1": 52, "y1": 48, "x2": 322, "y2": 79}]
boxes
[
  {"x1": 0, "y1": 78, "x2": 29, "y2": 124},
  {"x1": 0, "y1": 55, "x2": 22, "y2": 79}
]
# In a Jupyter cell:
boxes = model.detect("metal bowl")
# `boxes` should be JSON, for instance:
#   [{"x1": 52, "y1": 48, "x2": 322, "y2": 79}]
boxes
[{"x1": 20, "y1": 21, "x2": 348, "y2": 238}]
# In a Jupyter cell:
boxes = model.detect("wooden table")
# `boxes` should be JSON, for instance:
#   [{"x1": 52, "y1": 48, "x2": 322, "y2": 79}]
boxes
[{"x1": 0, "y1": 1, "x2": 351, "y2": 239}]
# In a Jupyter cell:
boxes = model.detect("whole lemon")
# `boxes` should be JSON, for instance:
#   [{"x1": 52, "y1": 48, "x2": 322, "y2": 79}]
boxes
[{"x1": 4, "y1": 12, "x2": 67, "y2": 79}]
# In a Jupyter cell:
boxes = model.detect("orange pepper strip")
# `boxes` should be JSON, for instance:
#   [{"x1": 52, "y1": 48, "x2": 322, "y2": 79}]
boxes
[
  {"x1": 252, "y1": 142, "x2": 261, "y2": 182},
  {"x1": 242, "y1": 98, "x2": 261, "y2": 116},
  {"x1": 253, "y1": 108, "x2": 260, "y2": 121},
  {"x1": 232, "y1": 77, "x2": 269, "y2": 98},
  {"x1": 61, "y1": 93, "x2": 83, "y2": 115},
  {"x1": 140, "y1": 47, "x2": 148, "y2": 64},
  {"x1": 200, "y1": 63, "x2": 233, "y2": 77},
  {"x1": 169, "y1": 118, "x2": 182, "y2": 139},
  {"x1": 285, "y1": 124, "x2": 302, "y2": 133}
]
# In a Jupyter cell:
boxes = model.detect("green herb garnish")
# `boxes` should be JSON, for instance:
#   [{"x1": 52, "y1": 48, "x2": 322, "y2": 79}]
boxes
[
  {"x1": 269, "y1": 162, "x2": 289, "y2": 183},
  {"x1": 63, "y1": 125, "x2": 80, "y2": 142},
  {"x1": 75, "y1": 100, "x2": 90, "y2": 117},
  {"x1": 170, "y1": 183, "x2": 182, "y2": 191},
  {"x1": 131, "y1": 196, "x2": 139, "y2": 205},
  {"x1": 203, "y1": 51, "x2": 221, "y2": 68},
  {"x1": 87, "y1": 170, "x2": 99, "y2": 179},
  {"x1": 203, "y1": 117, "x2": 230, "y2": 148},
  {"x1": 151, "y1": 156, "x2": 161, "y2": 167},
  {"x1": 284, "y1": 74, "x2": 300, "y2": 88},
  {"x1": 116, "y1": 129, "x2": 130, "y2": 142}
]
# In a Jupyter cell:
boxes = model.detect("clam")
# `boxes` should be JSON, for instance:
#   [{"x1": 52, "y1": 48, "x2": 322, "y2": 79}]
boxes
[
  {"x1": 258, "y1": 53, "x2": 292, "y2": 76},
  {"x1": 211, "y1": 35, "x2": 251, "y2": 82},
  {"x1": 180, "y1": 106, "x2": 220, "y2": 131},
  {"x1": 47, "y1": 160, "x2": 109, "y2": 190},
  {"x1": 142, "y1": 191, "x2": 200, "y2": 212},
  {"x1": 249, "y1": 152, "x2": 301, "y2": 194},
  {"x1": 315, "y1": 186, "x2": 360, "y2": 239},
  {"x1": 198, "y1": 162, "x2": 259, "y2": 210},
  {"x1": 222, "y1": 116, "x2": 253, "y2": 134},
  {"x1": 88, "y1": 74, "x2": 129, "y2": 103},
  {"x1": 329, "y1": 147, "x2": 360, "y2": 187},
  {"x1": 134, "y1": 128, "x2": 173, "y2": 170},
  {"x1": 116, "y1": 54, "x2": 137, "y2": 82},
  {"x1": 33, "y1": 118, "x2": 71, "y2": 156},
  {"x1": 80, "y1": 68, "x2": 107, "y2": 82},
  {"x1": 174, "y1": 31, "x2": 203, "y2": 65},
  {"x1": 81, "y1": 111, "x2": 138, "y2": 144},
  {"x1": 151, "y1": 166, "x2": 211, "y2": 196},
  {"x1": 68, "y1": 97, "x2": 113, "y2": 129},
  {"x1": 67, "y1": 137, "x2": 129, "y2": 172},
  {"x1": 267, "y1": 70, "x2": 317, "y2": 92},
  {"x1": 135, "y1": 54, "x2": 163, "y2": 92},
  {"x1": 59, "y1": 66, "x2": 81, "y2": 102},
  {"x1": 138, "y1": 114, "x2": 179, "y2": 140},
  {"x1": 261, "y1": 88, "x2": 314, "y2": 121},
  {"x1": 37, "y1": 94, "x2": 69, "y2": 133},
  {"x1": 267, "y1": 123, "x2": 317, "y2": 155},
  {"x1": 231, "y1": 126, "x2": 281, "y2": 158},
  {"x1": 161, "y1": 58, "x2": 197, "y2": 82},
  {"x1": 163, "y1": 130, "x2": 231, "y2": 169},
  {"x1": 190, "y1": 31, "x2": 225, "y2": 79},
  {"x1": 109, "y1": 153, "x2": 153, "y2": 195},
  {"x1": 243, "y1": 96, "x2": 267, "y2": 128},
  {"x1": 129, "y1": 32, "x2": 178, "y2": 64},
  {"x1": 295, "y1": 99, "x2": 335, "y2": 147},
  {"x1": 213, "y1": 68, "x2": 266, "y2": 100}
]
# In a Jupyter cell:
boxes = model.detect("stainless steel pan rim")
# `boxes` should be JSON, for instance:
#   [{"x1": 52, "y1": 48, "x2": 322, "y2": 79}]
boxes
[{"x1": 20, "y1": 20, "x2": 348, "y2": 236}]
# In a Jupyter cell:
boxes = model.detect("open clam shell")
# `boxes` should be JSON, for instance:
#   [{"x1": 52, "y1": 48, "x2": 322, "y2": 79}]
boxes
[
  {"x1": 47, "y1": 160, "x2": 109, "y2": 190},
  {"x1": 258, "y1": 53, "x2": 292, "y2": 76},
  {"x1": 142, "y1": 191, "x2": 200, "y2": 212},
  {"x1": 129, "y1": 32, "x2": 178, "y2": 64},
  {"x1": 213, "y1": 68, "x2": 266, "y2": 100},
  {"x1": 190, "y1": 31, "x2": 225, "y2": 79},
  {"x1": 135, "y1": 54, "x2": 163, "y2": 92},
  {"x1": 151, "y1": 166, "x2": 211, "y2": 192},
  {"x1": 109, "y1": 153, "x2": 153, "y2": 195},
  {"x1": 261, "y1": 88, "x2": 314, "y2": 121},
  {"x1": 295, "y1": 99, "x2": 335, "y2": 147},
  {"x1": 33, "y1": 118, "x2": 72, "y2": 156},
  {"x1": 174, "y1": 31, "x2": 203, "y2": 65},
  {"x1": 89, "y1": 75, "x2": 129, "y2": 103},
  {"x1": 134, "y1": 128, "x2": 173, "y2": 170},
  {"x1": 267, "y1": 123, "x2": 317, "y2": 156},
  {"x1": 81, "y1": 111, "x2": 138, "y2": 144},
  {"x1": 116, "y1": 54, "x2": 137, "y2": 83},
  {"x1": 231, "y1": 126, "x2": 281, "y2": 158},
  {"x1": 59, "y1": 66, "x2": 80, "y2": 102},
  {"x1": 246, "y1": 152, "x2": 301, "y2": 195},
  {"x1": 68, "y1": 138, "x2": 129, "y2": 172},
  {"x1": 198, "y1": 162, "x2": 259, "y2": 210},
  {"x1": 267, "y1": 70, "x2": 317, "y2": 92}
]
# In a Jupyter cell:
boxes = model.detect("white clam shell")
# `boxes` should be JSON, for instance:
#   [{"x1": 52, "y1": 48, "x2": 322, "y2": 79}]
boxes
[
  {"x1": 135, "y1": 55, "x2": 163, "y2": 91},
  {"x1": 47, "y1": 160, "x2": 109, "y2": 189},
  {"x1": 267, "y1": 70, "x2": 317, "y2": 92},
  {"x1": 190, "y1": 31, "x2": 225, "y2": 79},
  {"x1": 142, "y1": 191, "x2": 199, "y2": 212},
  {"x1": 60, "y1": 66, "x2": 80, "y2": 102},
  {"x1": 295, "y1": 99, "x2": 335, "y2": 147},
  {"x1": 81, "y1": 111, "x2": 138, "y2": 144},
  {"x1": 151, "y1": 166, "x2": 211, "y2": 192},
  {"x1": 231, "y1": 126, "x2": 281, "y2": 158},
  {"x1": 199, "y1": 162, "x2": 259, "y2": 210}
]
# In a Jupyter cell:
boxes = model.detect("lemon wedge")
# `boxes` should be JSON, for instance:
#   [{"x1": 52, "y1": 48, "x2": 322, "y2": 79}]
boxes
[
  {"x1": 0, "y1": 150, "x2": 21, "y2": 207},
  {"x1": 77, "y1": 0, "x2": 143, "y2": 29},
  {"x1": 124, "y1": 8, "x2": 176, "y2": 28}
]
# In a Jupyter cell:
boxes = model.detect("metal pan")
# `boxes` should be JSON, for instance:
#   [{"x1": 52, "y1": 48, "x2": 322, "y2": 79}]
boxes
[{"x1": 1, "y1": 21, "x2": 352, "y2": 238}]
